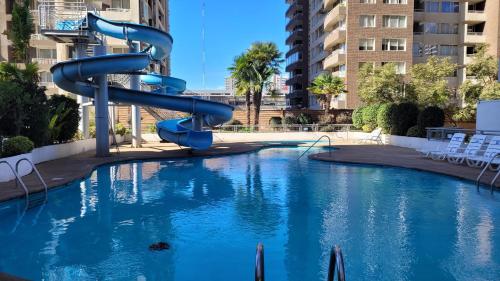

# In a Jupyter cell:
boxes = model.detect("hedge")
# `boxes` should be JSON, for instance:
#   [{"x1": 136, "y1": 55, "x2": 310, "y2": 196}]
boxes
[
  {"x1": 352, "y1": 106, "x2": 365, "y2": 129},
  {"x1": 377, "y1": 103, "x2": 396, "y2": 134},
  {"x1": 406, "y1": 125, "x2": 420, "y2": 137},
  {"x1": 48, "y1": 95, "x2": 80, "y2": 143},
  {"x1": 390, "y1": 103, "x2": 419, "y2": 136},
  {"x1": 361, "y1": 104, "x2": 380, "y2": 132},
  {"x1": 417, "y1": 106, "x2": 445, "y2": 137},
  {"x1": 2, "y1": 136, "x2": 34, "y2": 157}
]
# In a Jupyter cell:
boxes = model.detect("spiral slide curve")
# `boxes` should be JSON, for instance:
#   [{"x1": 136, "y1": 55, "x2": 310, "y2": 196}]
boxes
[{"x1": 51, "y1": 13, "x2": 233, "y2": 150}]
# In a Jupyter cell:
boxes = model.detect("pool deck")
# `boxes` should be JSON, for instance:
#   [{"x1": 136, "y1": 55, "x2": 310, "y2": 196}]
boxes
[
  {"x1": 311, "y1": 145, "x2": 499, "y2": 190},
  {"x1": 0, "y1": 142, "x2": 497, "y2": 203}
]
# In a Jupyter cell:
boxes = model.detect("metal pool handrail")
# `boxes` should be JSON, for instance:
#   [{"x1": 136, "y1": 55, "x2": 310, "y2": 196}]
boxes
[
  {"x1": 15, "y1": 158, "x2": 48, "y2": 201},
  {"x1": 0, "y1": 160, "x2": 29, "y2": 204},
  {"x1": 297, "y1": 135, "x2": 332, "y2": 160},
  {"x1": 255, "y1": 242, "x2": 265, "y2": 281},
  {"x1": 327, "y1": 245, "x2": 346, "y2": 281},
  {"x1": 476, "y1": 153, "x2": 500, "y2": 193}
]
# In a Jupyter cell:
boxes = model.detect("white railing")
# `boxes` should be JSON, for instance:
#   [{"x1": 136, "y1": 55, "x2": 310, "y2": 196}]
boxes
[
  {"x1": 216, "y1": 124, "x2": 353, "y2": 133},
  {"x1": 38, "y1": 0, "x2": 89, "y2": 31},
  {"x1": 105, "y1": 8, "x2": 131, "y2": 12},
  {"x1": 32, "y1": 58, "x2": 57, "y2": 64},
  {"x1": 30, "y1": 33, "x2": 49, "y2": 40}
]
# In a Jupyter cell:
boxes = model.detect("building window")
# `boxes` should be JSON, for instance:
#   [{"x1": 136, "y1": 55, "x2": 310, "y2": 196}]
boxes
[
  {"x1": 441, "y1": 1, "x2": 459, "y2": 13},
  {"x1": 360, "y1": 0, "x2": 376, "y2": 3},
  {"x1": 37, "y1": 48, "x2": 57, "y2": 59},
  {"x1": 383, "y1": 0, "x2": 407, "y2": 4},
  {"x1": 383, "y1": 62, "x2": 406, "y2": 74},
  {"x1": 383, "y1": 15, "x2": 407, "y2": 28},
  {"x1": 111, "y1": 0, "x2": 130, "y2": 9},
  {"x1": 359, "y1": 15, "x2": 376, "y2": 27},
  {"x1": 359, "y1": 62, "x2": 375, "y2": 70},
  {"x1": 382, "y1": 38, "x2": 406, "y2": 51},
  {"x1": 413, "y1": 43, "x2": 422, "y2": 57},
  {"x1": 40, "y1": 72, "x2": 53, "y2": 83},
  {"x1": 439, "y1": 45, "x2": 458, "y2": 56},
  {"x1": 439, "y1": 23, "x2": 459, "y2": 34},
  {"x1": 359, "y1": 39, "x2": 375, "y2": 51},
  {"x1": 424, "y1": 22, "x2": 438, "y2": 34},
  {"x1": 424, "y1": 1, "x2": 440, "y2": 12}
]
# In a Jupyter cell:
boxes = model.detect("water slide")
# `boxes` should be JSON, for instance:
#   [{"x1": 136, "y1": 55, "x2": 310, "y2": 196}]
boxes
[{"x1": 51, "y1": 13, "x2": 233, "y2": 150}]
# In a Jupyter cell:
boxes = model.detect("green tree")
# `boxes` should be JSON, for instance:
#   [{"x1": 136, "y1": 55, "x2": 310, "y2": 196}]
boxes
[
  {"x1": 229, "y1": 53, "x2": 255, "y2": 127},
  {"x1": 0, "y1": 63, "x2": 49, "y2": 146},
  {"x1": 308, "y1": 73, "x2": 345, "y2": 111},
  {"x1": 245, "y1": 42, "x2": 284, "y2": 126},
  {"x1": 455, "y1": 44, "x2": 500, "y2": 121},
  {"x1": 408, "y1": 56, "x2": 457, "y2": 107},
  {"x1": 357, "y1": 63, "x2": 405, "y2": 104},
  {"x1": 8, "y1": 0, "x2": 34, "y2": 63}
]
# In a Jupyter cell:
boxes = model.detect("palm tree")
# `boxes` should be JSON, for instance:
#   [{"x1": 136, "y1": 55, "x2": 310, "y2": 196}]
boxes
[
  {"x1": 246, "y1": 42, "x2": 284, "y2": 126},
  {"x1": 308, "y1": 73, "x2": 346, "y2": 112},
  {"x1": 229, "y1": 53, "x2": 255, "y2": 126}
]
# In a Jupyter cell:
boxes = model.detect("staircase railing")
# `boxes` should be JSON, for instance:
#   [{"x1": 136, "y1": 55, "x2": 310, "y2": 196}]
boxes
[
  {"x1": 0, "y1": 161, "x2": 29, "y2": 205},
  {"x1": 327, "y1": 245, "x2": 346, "y2": 281},
  {"x1": 15, "y1": 158, "x2": 48, "y2": 208},
  {"x1": 297, "y1": 135, "x2": 332, "y2": 160},
  {"x1": 476, "y1": 153, "x2": 500, "y2": 193},
  {"x1": 255, "y1": 243, "x2": 265, "y2": 281}
]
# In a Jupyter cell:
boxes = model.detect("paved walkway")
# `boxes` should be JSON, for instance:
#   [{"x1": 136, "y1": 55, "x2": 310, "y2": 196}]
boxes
[
  {"x1": 1, "y1": 142, "x2": 497, "y2": 203},
  {"x1": 311, "y1": 145, "x2": 499, "y2": 189}
]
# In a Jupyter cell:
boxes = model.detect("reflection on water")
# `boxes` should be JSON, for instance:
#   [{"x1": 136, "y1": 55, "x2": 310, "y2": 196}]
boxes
[{"x1": 0, "y1": 147, "x2": 499, "y2": 280}]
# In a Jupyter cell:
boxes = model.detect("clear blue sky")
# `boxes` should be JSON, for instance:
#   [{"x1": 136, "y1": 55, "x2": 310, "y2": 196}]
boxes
[{"x1": 169, "y1": 0, "x2": 288, "y2": 90}]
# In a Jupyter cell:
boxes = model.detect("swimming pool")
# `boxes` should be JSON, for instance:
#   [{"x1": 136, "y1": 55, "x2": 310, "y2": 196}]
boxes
[{"x1": 0, "y1": 146, "x2": 499, "y2": 280}]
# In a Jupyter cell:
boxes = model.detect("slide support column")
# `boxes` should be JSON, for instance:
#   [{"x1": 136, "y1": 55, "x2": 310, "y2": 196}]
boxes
[
  {"x1": 94, "y1": 45, "x2": 110, "y2": 157},
  {"x1": 130, "y1": 42, "x2": 142, "y2": 148},
  {"x1": 75, "y1": 43, "x2": 89, "y2": 139}
]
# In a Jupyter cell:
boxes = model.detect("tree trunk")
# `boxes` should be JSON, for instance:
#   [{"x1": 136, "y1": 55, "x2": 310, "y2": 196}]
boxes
[
  {"x1": 245, "y1": 91, "x2": 251, "y2": 127},
  {"x1": 253, "y1": 89, "x2": 263, "y2": 128}
]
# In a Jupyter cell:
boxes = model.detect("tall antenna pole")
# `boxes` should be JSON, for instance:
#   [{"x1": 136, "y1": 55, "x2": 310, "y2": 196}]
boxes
[{"x1": 201, "y1": 0, "x2": 206, "y2": 89}]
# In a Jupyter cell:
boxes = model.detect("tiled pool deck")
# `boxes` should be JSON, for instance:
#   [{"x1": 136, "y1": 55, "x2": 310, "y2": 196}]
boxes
[{"x1": 0, "y1": 141, "x2": 498, "y2": 203}]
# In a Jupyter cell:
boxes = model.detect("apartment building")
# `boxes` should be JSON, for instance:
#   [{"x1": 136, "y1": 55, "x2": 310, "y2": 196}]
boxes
[
  {"x1": 287, "y1": 0, "x2": 500, "y2": 109},
  {"x1": 285, "y1": 0, "x2": 310, "y2": 108},
  {"x1": 0, "y1": 0, "x2": 170, "y2": 95}
]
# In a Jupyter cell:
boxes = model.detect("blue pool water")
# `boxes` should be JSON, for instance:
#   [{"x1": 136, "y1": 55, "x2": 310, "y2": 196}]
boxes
[{"x1": 0, "y1": 147, "x2": 499, "y2": 280}]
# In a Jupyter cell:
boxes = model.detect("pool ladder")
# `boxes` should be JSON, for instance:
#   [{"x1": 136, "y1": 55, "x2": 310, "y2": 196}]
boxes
[
  {"x1": 0, "y1": 157, "x2": 48, "y2": 209},
  {"x1": 254, "y1": 243, "x2": 345, "y2": 281},
  {"x1": 475, "y1": 153, "x2": 500, "y2": 193},
  {"x1": 297, "y1": 135, "x2": 332, "y2": 160}
]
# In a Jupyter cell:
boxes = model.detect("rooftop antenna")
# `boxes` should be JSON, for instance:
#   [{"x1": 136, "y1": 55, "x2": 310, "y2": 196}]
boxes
[{"x1": 201, "y1": 0, "x2": 206, "y2": 89}]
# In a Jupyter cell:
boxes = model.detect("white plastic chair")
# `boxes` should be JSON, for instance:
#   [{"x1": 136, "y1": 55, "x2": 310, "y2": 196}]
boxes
[
  {"x1": 359, "y1": 128, "x2": 383, "y2": 145},
  {"x1": 426, "y1": 133, "x2": 466, "y2": 160},
  {"x1": 447, "y1": 134, "x2": 487, "y2": 164},
  {"x1": 466, "y1": 136, "x2": 500, "y2": 169}
]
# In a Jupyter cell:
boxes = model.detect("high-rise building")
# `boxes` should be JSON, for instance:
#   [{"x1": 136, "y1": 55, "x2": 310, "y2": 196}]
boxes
[
  {"x1": 225, "y1": 74, "x2": 290, "y2": 95},
  {"x1": 285, "y1": 0, "x2": 310, "y2": 108},
  {"x1": 0, "y1": 0, "x2": 170, "y2": 96},
  {"x1": 286, "y1": 0, "x2": 500, "y2": 109}
]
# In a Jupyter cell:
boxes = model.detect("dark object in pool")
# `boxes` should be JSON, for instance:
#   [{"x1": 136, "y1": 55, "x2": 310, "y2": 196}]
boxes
[{"x1": 149, "y1": 242, "x2": 170, "y2": 251}]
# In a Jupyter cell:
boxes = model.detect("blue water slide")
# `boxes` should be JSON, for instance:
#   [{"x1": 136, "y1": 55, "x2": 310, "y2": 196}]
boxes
[{"x1": 50, "y1": 13, "x2": 233, "y2": 150}]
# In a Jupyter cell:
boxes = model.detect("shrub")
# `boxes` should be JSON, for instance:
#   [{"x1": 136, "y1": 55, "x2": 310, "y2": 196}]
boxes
[
  {"x1": 115, "y1": 123, "x2": 130, "y2": 136},
  {"x1": 417, "y1": 106, "x2": 445, "y2": 137},
  {"x1": 362, "y1": 104, "x2": 380, "y2": 132},
  {"x1": 48, "y1": 95, "x2": 80, "y2": 143},
  {"x1": 352, "y1": 106, "x2": 365, "y2": 129},
  {"x1": 406, "y1": 125, "x2": 420, "y2": 137},
  {"x1": 297, "y1": 113, "x2": 313, "y2": 124},
  {"x1": 226, "y1": 119, "x2": 242, "y2": 126},
  {"x1": 147, "y1": 124, "x2": 157, "y2": 133},
  {"x1": 377, "y1": 103, "x2": 396, "y2": 133},
  {"x1": 335, "y1": 111, "x2": 352, "y2": 124},
  {"x1": 2, "y1": 136, "x2": 34, "y2": 157},
  {"x1": 269, "y1": 117, "x2": 282, "y2": 126},
  {"x1": 284, "y1": 116, "x2": 297, "y2": 125},
  {"x1": 320, "y1": 125, "x2": 335, "y2": 132},
  {"x1": 390, "y1": 102, "x2": 419, "y2": 136}
]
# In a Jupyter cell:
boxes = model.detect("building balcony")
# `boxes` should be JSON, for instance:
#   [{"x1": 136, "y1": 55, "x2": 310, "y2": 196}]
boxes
[
  {"x1": 286, "y1": 13, "x2": 304, "y2": 31},
  {"x1": 465, "y1": 32, "x2": 486, "y2": 44},
  {"x1": 323, "y1": 0, "x2": 335, "y2": 11},
  {"x1": 332, "y1": 70, "x2": 346, "y2": 78},
  {"x1": 286, "y1": 2, "x2": 303, "y2": 18},
  {"x1": 285, "y1": 74, "x2": 304, "y2": 86},
  {"x1": 32, "y1": 58, "x2": 57, "y2": 65},
  {"x1": 323, "y1": 49, "x2": 345, "y2": 70},
  {"x1": 286, "y1": 44, "x2": 303, "y2": 57},
  {"x1": 324, "y1": 4, "x2": 346, "y2": 32},
  {"x1": 286, "y1": 29, "x2": 305, "y2": 45},
  {"x1": 100, "y1": 9, "x2": 134, "y2": 22},
  {"x1": 323, "y1": 28, "x2": 346, "y2": 50},
  {"x1": 465, "y1": 10, "x2": 486, "y2": 23},
  {"x1": 285, "y1": 60, "x2": 304, "y2": 72}
]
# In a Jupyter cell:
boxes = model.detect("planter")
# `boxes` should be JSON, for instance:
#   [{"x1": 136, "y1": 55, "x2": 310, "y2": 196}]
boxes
[{"x1": 0, "y1": 153, "x2": 33, "y2": 182}]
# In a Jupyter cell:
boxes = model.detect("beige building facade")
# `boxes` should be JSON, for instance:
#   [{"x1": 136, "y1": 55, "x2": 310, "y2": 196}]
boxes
[
  {"x1": 0, "y1": 0, "x2": 170, "y2": 96},
  {"x1": 291, "y1": 0, "x2": 500, "y2": 109}
]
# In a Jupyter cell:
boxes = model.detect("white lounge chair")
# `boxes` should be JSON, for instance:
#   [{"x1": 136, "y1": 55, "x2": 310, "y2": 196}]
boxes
[
  {"x1": 421, "y1": 133, "x2": 466, "y2": 159},
  {"x1": 466, "y1": 136, "x2": 500, "y2": 169},
  {"x1": 446, "y1": 134, "x2": 487, "y2": 164},
  {"x1": 359, "y1": 128, "x2": 383, "y2": 145}
]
